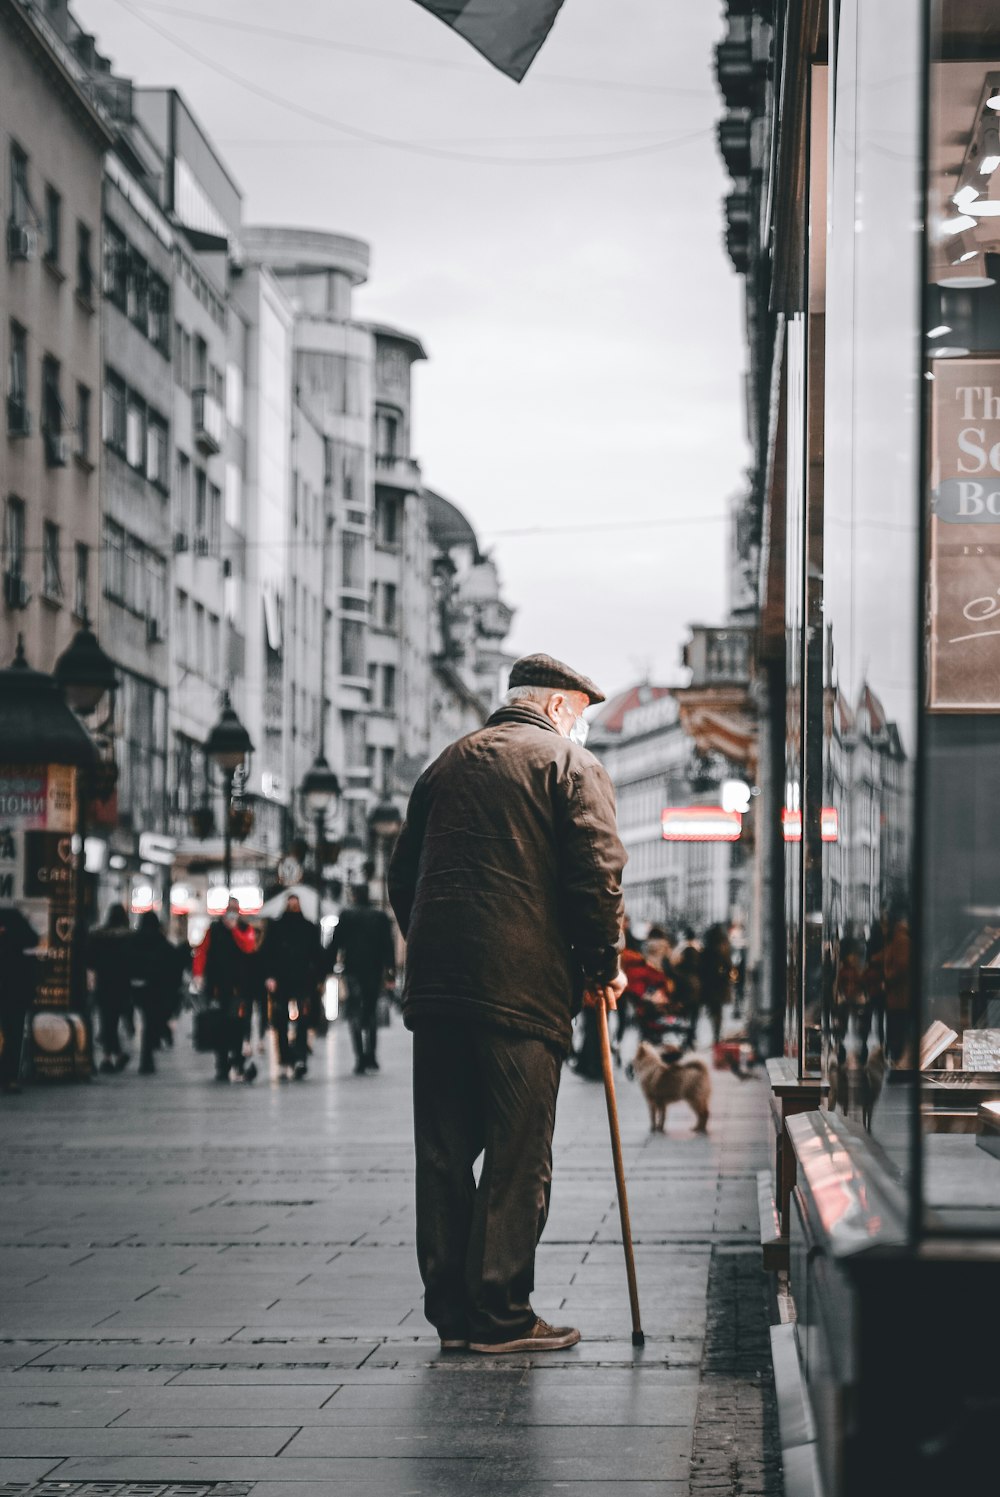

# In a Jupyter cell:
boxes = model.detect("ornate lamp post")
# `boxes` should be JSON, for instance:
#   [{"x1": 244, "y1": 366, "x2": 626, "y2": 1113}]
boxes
[
  {"x1": 205, "y1": 694, "x2": 253, "y2": 893},
  {"x1": 300, "y1": 753, "x2": 341, "y2": 889},
  {"x1": 367, "y1": 796, "x2": 402, "y2": 911},
  {"x1": 53, "y1": 619, "x2": 117, "y2": 719}
]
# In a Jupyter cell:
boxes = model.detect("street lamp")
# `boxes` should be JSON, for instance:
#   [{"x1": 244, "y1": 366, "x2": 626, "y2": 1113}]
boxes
[
  {"x1": 300, "y1": 753, "x2": 341, "y2": 887},
  {"x1": 205, "y1": 693, "x2": 253, "y2": 893},
  {"x1": 53, "y1": 619, "x2": 117, "y2": 719},
  {"x1": 367, "y1": 797, "x2": 402, "y2": 911}
]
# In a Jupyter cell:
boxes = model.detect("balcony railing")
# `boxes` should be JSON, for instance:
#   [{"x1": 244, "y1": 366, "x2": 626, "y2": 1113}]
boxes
[
  {"x1": 374, "y1": 451, "x2": 421, "y2": 490},
  {"x1": 192, "y1": 387, "x2": 223, "y2": 455}
]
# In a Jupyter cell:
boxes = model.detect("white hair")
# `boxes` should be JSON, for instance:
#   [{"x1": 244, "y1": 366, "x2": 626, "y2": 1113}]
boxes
[{"x1": 504, "y1": 684, "x2": 553, "y2": 706}]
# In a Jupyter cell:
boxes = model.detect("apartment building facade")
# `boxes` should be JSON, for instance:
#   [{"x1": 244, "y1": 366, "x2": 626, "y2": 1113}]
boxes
[{"x1": 0, "y1": 0, "x2": 110, "y2": 673}]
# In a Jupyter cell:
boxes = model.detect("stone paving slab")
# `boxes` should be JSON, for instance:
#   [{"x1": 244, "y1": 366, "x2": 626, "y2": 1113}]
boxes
[{"x1": 0, "y1": 1017, "x2": 778, "y2": 1494}]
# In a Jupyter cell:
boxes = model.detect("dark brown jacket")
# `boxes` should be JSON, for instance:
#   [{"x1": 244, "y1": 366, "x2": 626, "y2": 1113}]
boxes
[{"x1": 387, "y1": 702, "x2": 626, "y2": 1052}]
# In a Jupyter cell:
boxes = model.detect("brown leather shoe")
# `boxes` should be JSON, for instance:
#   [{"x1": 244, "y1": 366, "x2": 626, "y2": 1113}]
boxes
[{"x1": 469, "y1": 1318, "x2": 581, "y2": 1355}]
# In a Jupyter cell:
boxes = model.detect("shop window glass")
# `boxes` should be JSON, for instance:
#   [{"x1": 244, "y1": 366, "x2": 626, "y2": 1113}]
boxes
[
  {"x1": 920, "y1": 0, "x2": 1000, "y2": 1233},
  {"x1": 820, "y1": 0, "x2": 921, "y2": 1190}
]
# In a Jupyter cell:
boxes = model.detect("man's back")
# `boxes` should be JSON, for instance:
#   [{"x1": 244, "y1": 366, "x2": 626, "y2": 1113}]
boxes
[{"x1": 388, "y1": 701, "x2": 625, "y2": 1051}]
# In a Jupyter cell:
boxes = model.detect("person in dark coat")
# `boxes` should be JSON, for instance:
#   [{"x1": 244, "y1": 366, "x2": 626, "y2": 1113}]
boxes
[
  {"x1": 0, "y1": 907, "x2": 39, "y2": 1093},
  {"x1": 132, "y1": 912, "x2": 185, "y2": 1075},
  {"x1": 328, "y1": 884, "x2": 395, "y2": 1076},
  {"x1": 700, "y1": 923, "x2": 733, "y2": 1045},
  {"x1": 201, "y1": 897, "x2": 257, "y2": 1082},
  {"x1": 265, "y1": 895, "x2": 324, "y2": 1080},
  {"x1": 388, "y1": 652, "x2": 627, "y2": 1356},
  {"x1": 86, "y1": 904, "x2": 136, "y2": 1073}
]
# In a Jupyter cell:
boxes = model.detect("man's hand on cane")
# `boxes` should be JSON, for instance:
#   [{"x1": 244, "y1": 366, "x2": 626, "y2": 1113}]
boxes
[{"x1": 588, "y1": 968, "x2": 627, "y2": 1011}]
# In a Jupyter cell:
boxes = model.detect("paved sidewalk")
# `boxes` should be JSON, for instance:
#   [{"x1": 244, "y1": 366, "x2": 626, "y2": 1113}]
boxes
[{"x1": 0, "y1": 1015, "x2": 780, "y2": 1496}]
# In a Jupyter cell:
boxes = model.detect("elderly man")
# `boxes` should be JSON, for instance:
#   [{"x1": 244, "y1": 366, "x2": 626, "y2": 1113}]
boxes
[{"x1": 388, "y1": 653, "x2": 627, "y2": 1355}]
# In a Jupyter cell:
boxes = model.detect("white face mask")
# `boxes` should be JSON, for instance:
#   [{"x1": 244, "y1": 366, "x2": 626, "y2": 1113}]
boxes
[{"x1": 568, "y1": 714, "x2": 590, "y2": 748}]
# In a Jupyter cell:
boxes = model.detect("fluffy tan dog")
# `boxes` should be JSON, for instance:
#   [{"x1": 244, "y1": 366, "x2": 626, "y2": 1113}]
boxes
[{"x1": 632, "y1": 1041, "x2": 711, "y2": 1134}]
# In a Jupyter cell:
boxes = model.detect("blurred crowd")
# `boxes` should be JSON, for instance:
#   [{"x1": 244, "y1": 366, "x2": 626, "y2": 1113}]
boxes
[
  {"x1": 0, "y1": 884, "x2": 397, "y2": 1093},
  {"x1": 571, "y1": 919, "x2": 746, "y2": 1081}
]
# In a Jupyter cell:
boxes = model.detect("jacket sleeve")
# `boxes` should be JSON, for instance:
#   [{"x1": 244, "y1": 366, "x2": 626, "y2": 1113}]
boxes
[
  {"x1": 387, "y1": 776, "x2": 428, "y2": 938},
  {"x1": 555, "y1": 755, "x2": 627, "y2": 987}
]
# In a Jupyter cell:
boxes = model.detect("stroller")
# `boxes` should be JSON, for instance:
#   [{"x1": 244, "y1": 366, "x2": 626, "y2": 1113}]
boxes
[{"x1": 621, "y1": 952, "x2": 696, "y2": 1068}]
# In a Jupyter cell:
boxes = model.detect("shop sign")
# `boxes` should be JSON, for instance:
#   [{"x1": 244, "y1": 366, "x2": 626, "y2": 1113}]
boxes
[
  {"x1": 963, "y1": 1028, "x2": 1000, "y2": 1071},
  {"x1": 662, "y1": 807, "x2": 742, "y2": 842},
  {"x1": 930, "y1": 358, "x2": 1000, "y2": 708},
  {"x1": 0, "y1": 762, "x2": 88, "y2": 1079}
]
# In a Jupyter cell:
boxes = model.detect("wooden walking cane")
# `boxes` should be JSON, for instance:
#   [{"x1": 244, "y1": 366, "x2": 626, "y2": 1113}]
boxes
[{"x1": 596, "y1": 994, "x2": 644, "y2": 1347}]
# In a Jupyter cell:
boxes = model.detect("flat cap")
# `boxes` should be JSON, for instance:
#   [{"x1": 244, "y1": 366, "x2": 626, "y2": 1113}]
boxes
[{"x1": 508, "y1": 653, "x2": 605, "y2": 705}]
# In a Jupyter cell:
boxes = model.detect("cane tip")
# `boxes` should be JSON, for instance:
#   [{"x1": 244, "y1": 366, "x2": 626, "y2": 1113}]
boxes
[{"x1": 632, "y1": 1330, "x2": 645, "y2": 1348}]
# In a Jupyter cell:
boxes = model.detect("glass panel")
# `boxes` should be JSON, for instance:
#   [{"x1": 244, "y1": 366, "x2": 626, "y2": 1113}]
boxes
[
  {"x1": 820, "y1": 0, "x2": 921, "y2": 1190},
  {"x1": 922, "y1": 0, "x2": 1000, "y2": 1233}
]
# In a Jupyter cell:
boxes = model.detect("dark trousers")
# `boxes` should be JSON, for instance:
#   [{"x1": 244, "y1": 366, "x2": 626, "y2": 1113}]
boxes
[
  {"x1": 272, "y1": 996, "x2": 309, "y2": 1068},
  {"x1": 347, "y1": 980, "x2": 379, "y2": 1068},
  {"x1": 0, "y1": 1002, "x2": 28, "y2": 1084},
  {"x1": 214, "y1": 996, "x2": 246, "y2": 1078},
  {"x1": 412, "y1": 1020, "x2": 562, "y2": 1344},
  {"x1": 96, "y1": 996, "x2": 124, "y2": 1057}
]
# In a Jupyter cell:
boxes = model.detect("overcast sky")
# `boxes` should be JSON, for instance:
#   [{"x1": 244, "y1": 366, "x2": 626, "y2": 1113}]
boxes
[{"x1": 79, "y1": 0, "x2": 749, "y2": 698}]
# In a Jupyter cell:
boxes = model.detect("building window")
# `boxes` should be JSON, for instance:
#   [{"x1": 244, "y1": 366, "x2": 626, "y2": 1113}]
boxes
[
  {"x1": 126, "y1": 248, "x2": 148, "y2": 329},
  {"x1": 226, "y1": 361, "x2": 244, "y2": 430},
  {"x1": 208, "y1": 483, "x2": 222, "y2": 554},
  {"x1": 224, "y1": 461, "x2": 242, "y2": 528},
  {"x1": 10, "y1": 143, "x2": 29, "y2": 227},
  {"x1": 7, "y1": 321, "x2": 28, "y2": 432},
  {"x1": 375, "y1": 408, "x2": 400, "y2": 460},
  {"x1": 42, "y1": 521, "x2": 62, "y2": 603},
  {"x1": 174, "y1": 451, "x2": 191, "y2": 537},
  {"x1": 76, "y1": 383, "x2": 91, "y2": 463},
  {"x1": 193, "y1": 602, "x2": 205, "y2": 673},
  {"x1": 340, "y1": 619, "x2": 365, "y2": 678},
  {"x1": 102, "y1": 219, "x2": 127, "y2": 308},
  {"x1": 4, "y1": 496, "x2": 25, "y2": 580},
  {"x1": 175, "y1": 589, "x2": 189, "y2": 667},
  {"x1": 208, "y1": 612, "x2": 221, "y2": 683},
  {"x1": 375, "y1": 493, "x2": 400, "y2": 547},
  {"x1": 341, "y1": 530, "x2": 365, "y2": 590},
  {"x1": 147, "y1": 411, "x2": 168, "y2": 490},
  {"x1": 41, "y1": 355, "x2": 64, "y2": 463},
  {"x1": 194, "y1": 467, "x2": 207, "y2": 545},
  {"x1": 76, "y1": 222, "x2": 93, "y2": 303},
  {"x1": 43, "y1": 184, "x2": 61, "y2": 268},
  {"x1": 74, "y1": 543, "x2": 89, "y2": 618},
  {"x1": 102, "y1": 368, "x2": 126, "y2": 452},
  {"x1": 147, "y1": 272, "x2": 169, "y2": 354},
  {"x1": 103, "y1": 518, "x2": 125, "y2": 601},
  {"x1": 125, "y1": 394, "x2": 145, "y2": 471},
  {"x1": 146, "y1": 554, "x2": 166, "y2": 634},
  {"x1": 382, "y1": 664, "x2": 397, "y2": 713},
  {"x1": 194, "y1": 334, "x2": 207, "y2": 388},
  {"x1": 382, "y1": 582, "x2": 398, "y2": 629}
]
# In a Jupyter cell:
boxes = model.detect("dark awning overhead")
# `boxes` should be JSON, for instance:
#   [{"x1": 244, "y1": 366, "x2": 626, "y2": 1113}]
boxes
[{"x1": 412, "y1": 0, "x2": 567, "y2": 82}]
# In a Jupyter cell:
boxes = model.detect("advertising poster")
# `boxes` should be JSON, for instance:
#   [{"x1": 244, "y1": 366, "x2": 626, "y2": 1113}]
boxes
[
  {"x1": 0, "y1": 762, "x2": 88, "y2": 1079},
  {"x1": 929, "y1": 357, "x2": 1000, "y2": 709}
]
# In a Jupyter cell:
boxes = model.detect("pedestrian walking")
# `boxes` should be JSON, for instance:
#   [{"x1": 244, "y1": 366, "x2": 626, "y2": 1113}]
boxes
[
  {"x1": 199, "y1": 897, "x2": 257, "y2": 1082},
  {"x1": 700, "y1": 923, "x2": 733, "y2": 1045},
  {"x1": 132, "y1": 912, "x2": 185, "y2": 1075},
  {"x1": 265, "y1": 894, "x2": 324, "y2": 1080},
  {"x1": 86, "y1": 904, "x2": 136, "y2": 1073},
  {"x1": 0, "y1": 906, "x2": 38, "y2": 1094},
  {"x1": 388, "y1": 652, "x2": 627, "y2": 1355},
  {"x1": 328, "y1": 884, "x2": 395, "y2": 1075}
]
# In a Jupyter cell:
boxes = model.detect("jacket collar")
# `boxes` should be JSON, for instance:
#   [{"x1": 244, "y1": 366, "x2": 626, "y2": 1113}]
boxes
[{"x1": 486, "y1": 702, "x2": 561, "y2": 736}]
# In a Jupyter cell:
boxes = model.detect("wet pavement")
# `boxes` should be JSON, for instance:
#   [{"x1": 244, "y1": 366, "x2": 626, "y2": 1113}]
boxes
[{"x1": 0, "y1": 1012, "x2": 779, "y2": 1495}]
